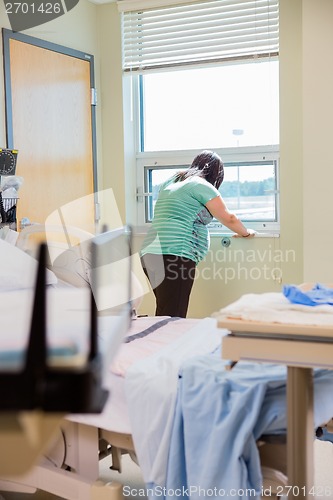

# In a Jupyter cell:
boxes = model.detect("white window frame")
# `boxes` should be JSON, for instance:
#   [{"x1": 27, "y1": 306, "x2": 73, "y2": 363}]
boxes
[
  {"x1": 121, "y1": 0, "x2": 280, "y2": 236},
  {"x1": 135, "y1": 145, "x2": 280, "y2": 235}
]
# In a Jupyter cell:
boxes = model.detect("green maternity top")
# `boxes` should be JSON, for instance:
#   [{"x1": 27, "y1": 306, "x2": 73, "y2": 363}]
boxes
[{"x1": 141, "y1": 176, "x2": 220, "y2": 264}]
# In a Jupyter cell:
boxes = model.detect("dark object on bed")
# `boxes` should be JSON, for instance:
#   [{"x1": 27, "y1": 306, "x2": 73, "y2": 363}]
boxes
[{"x1": 0, "y1": 191, "x2": 18, "y2": 225}]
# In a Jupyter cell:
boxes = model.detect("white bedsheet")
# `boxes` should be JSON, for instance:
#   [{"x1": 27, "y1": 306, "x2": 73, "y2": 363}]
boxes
[
  {"x1": 0, "y1": 291, "x2": 206, "y2": 433},
  {"x1": 124, "y1": 317, "x2": 224, "y2": 488},
  {"x1": 69, "y1": 371, "x2": 131, "y2": 433},
  {"x1": 217, "y1": 292, "x2": 333, "y2": 326},
  {"x1": 0, "y1": 288, "x2": 125, "y2": 368},
  {"x1": 69, "y1": 316, "x2": 215, "y2": 435},
  {"x1": 70, "y1": 315, "x2": 223, "y2": 486},
  {"x1": 0, "y1": 288, "x2": 91, "y2": 363}
]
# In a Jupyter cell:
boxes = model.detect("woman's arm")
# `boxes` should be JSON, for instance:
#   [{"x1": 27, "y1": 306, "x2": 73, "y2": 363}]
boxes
[{"x1": 205, "y1": 195, "x2": 255, "y2": 237}]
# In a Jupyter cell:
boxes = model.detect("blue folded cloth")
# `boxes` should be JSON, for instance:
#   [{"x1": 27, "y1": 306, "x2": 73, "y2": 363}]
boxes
[{"x1": 283, "y1": 283, "x2": 333, "y2": 306}]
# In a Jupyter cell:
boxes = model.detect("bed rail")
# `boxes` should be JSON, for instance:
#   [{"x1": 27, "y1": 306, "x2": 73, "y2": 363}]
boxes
[{"x1": 0, "y1": 242, "x2": 108, "y2": 413}]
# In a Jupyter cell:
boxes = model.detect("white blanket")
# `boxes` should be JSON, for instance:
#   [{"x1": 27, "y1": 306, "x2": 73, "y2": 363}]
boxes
[
  {"x1": 112, "y1": 316, "x2": 200, "y2": 377},
  {"x1": 0, "y1": 288, "x2": 90, "y2": 361},
  {"x1": 0, "y1": 288, "x2": 123, "y2": 367},
  {"x1": 69, "y1": 316, "x2": 222, "y2": 435},
  {"x1": 217, "y1": 292, "x2": 333, "y2": 326},
  {"x1": 124, "y1": 317, "x2": 224, "y2": 488}
]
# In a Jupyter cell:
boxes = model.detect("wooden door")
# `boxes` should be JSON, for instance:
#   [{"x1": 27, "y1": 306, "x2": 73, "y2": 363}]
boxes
[{"x1": 2, "y1": 29, "x2": 97, "y2": 233}]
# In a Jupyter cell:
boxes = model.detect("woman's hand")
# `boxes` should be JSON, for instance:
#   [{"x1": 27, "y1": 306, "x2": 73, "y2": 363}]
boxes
[
  {"x1": 206, "y1": 196, "x2": 255, "y2": 236},
  {"x1": 233, "y1": 228, "x2": 257, "y2": 238}
]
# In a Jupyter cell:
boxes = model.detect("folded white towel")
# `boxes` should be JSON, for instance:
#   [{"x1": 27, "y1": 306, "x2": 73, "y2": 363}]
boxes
[{"x1": 218, "y1": 292, "x2": 333, "y2": 326}]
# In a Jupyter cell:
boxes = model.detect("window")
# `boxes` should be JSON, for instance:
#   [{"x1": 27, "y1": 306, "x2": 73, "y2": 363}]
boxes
[
  {"x1": 142, "y1": 61, "x2": 279, "y2": 151},
  {"x1": 137, "y1": 149, "x2": 279, "y2": 233},
  {"x1": 122, "y1": 0, "x2": 280, "y2": 233},
  {"x1": 145, "y1": 159, "x2": 277, "y2": 221},
  {"x1": 219, "y1": 161, "x2": 278, "y2": 222}
]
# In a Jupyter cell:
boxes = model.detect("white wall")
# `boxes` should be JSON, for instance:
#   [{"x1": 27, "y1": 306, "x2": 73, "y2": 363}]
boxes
[
  {"x1": 279, "y1": 0, "x2": 304, "y2": 292},
  {"x1": 302, "y1": 0, "x2": 333, "y2": 282},
  {"x1": 96, "y1": 3, "x2": 127, "y2": 225},
  {"x1": 280, "y1": 0, "x2": 333, "y2": 285}
]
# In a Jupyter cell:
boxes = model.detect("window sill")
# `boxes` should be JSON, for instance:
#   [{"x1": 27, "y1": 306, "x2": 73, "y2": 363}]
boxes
[{"x1": 210, "y1": 231, "x2": 280, "y2": 238}]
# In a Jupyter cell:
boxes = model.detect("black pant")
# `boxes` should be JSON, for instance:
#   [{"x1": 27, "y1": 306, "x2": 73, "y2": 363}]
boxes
[{"x1": 141, "y1": 253, "x2": 196, "y2": 318}]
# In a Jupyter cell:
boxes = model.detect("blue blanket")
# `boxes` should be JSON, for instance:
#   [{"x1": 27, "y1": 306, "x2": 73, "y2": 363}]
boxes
[
  {"x1": 163, "y1": 352, "x2": 333, "y2": 500},
  {"x1": 283, "y1": 283, "x2": 333, "y2": 306}
]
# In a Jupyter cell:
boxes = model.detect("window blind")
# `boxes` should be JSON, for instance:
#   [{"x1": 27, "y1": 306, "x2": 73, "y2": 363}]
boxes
[{"x1": 121, "y1": 0, "x2": 279, "y2": 73}]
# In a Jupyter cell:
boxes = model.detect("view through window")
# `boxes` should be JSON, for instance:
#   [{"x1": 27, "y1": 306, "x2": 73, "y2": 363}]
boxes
[{"x1": 142, "y1": 61, "x2": 279, "y2": 151}]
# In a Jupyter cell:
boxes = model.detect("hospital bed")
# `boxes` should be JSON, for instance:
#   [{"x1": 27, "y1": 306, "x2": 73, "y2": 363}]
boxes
[
  {"x1": 0, "y1": 225, "x2": 218, "y2": 499},
  {"x1": 0, "y1": 225, "x2": 133, "y2": 498},
  {"x1": 1, "y1": 228, "x2": 333, "y2": 499},
  {"x1": 0, "y1": 243, "x2": 107, "y2": 478},
  {"x1": 0, "y1": 313, "x2": 223, "y2": 499},
  {"x1": 0, "y1": 312, "x2": 332, "y2": 500}
]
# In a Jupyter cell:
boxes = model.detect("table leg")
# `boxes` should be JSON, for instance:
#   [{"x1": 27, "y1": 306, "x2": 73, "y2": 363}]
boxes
[{"x1": 287, "y1": 367, "x2": 314, "y2": 499}]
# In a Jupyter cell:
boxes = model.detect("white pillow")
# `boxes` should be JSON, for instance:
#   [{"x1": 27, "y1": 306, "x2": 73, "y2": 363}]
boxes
[
  {"x1": 0, "y1": 239, "x2": 58, "y2": 290},
  {"x1": 52, "y1": 240, "x2": 91, "y2": 287},
  {"x1": 0, "y1": 227, "x2": 19, "y2": 245},
  {"x1": 52, "y1": 240, "x2": 145, "y2": 310}
]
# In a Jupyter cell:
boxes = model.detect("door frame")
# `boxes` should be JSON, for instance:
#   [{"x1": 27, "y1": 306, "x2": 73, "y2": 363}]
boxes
[{"x1": 2, "y1": 28, "x2": 98, "y2": 196}]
